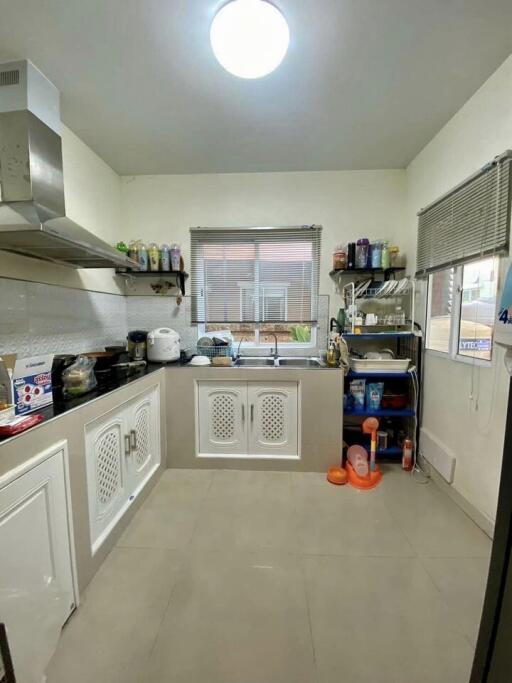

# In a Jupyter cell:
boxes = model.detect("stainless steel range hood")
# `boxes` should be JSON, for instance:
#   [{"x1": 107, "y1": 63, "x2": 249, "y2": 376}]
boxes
[{"x1": 0, "y1": 60, "x2": 137, "y2": 269}]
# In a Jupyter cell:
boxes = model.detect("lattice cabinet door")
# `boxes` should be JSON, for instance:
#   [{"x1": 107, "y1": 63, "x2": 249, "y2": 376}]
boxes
[
  {"x1": 126, "y1": 386, "x2": 161, "y2": 495},
  {"x1": 85, "y1": 411, "x2": 130, "y2": 553},
  {"x1": 197, "y1": 382, "x2": 248, "y2": 455},
  {"x1": 247, "y1": 382, "x2": 299, "y2": 457}
]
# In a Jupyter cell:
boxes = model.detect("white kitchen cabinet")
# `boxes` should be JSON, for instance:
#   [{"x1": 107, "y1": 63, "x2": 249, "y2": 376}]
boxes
[
  {"x1": 126, "y1": 386, "x2": 161, "y2": 497},
  {"x1": 85, "y1": 385, "x2": 161, "y2": 553},
  {"x1": 197, "y1": 380, "x2": 299, "y2": 459},
  {"x1": 0, "y1": 442, "x2": 77, "y2": 626},
  {"x1": 247, "y1": 382, "x2": 298, "y2": 457},
  {"x1": 198, "y1": 382, "x2": 247, "y2": 455}
]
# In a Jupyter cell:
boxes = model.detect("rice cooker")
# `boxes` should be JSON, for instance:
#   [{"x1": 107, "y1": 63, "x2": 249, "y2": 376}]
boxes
[{"x1": 147, "y1": 328, "x2": 180, "y2": 363}]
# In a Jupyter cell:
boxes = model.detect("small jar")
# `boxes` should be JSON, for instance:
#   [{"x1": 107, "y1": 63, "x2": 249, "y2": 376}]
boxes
[
  {"x1": 355, "y1": 238, "x2": 369, "y2": 269},
  {"x1": 333, "y1": 245, "x2": 347, "y2": 270},
  {"x1": 389, "y1": 246, "x2": 399, "y2": 267},
  {"x1": 371, "y1": 241, "x2": 382, "y2": 268}
]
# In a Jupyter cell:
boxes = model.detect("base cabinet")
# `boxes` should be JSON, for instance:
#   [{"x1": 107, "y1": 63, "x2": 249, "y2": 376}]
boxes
[
  {"x1": 0, "y1": 443, "x2": 77, "y2": 628},
  {"x1": 197, "y1": 381, "x2": 299, "y2": 459},
  {"x1": 85, "y1": 385, "x2": 160, "y2": 553}
]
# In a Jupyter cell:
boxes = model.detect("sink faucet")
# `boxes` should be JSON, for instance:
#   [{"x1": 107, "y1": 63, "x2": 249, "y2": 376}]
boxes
[
  {"x1": 236, "y1": 336, "x2": 247, "y2": 359},
  {"x1": 266, "y1": 333, "x2": 279, "y2": 360}
]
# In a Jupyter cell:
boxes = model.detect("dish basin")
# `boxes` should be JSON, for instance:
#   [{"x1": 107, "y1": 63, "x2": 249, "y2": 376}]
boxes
[
  {"x1": 234, "y1": 357, "x2": 276, "y2": 367},
  {"x1": 277, "y1": 357, "x2": 323, "y2": 367}
]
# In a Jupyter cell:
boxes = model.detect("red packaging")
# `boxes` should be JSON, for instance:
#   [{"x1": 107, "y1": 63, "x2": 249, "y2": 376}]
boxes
[
  {"x1": 402, "y1": 438, "x2": 413, "y2": 471},
  {"x1": 0, "y1": 413, "x2": 44, "y2": 437}
]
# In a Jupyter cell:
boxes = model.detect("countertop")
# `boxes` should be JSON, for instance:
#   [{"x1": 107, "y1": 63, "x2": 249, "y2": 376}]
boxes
[{"x1": 0, "y1": 363, "x2": 165, "y2": 446}]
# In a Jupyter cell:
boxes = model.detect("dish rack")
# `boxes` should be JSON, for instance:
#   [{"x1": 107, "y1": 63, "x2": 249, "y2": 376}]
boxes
[
  {"x1": 342, "y1": 276, "x2": 415, "y2": 334},
  {"x1": 196, "y1": 343, "x2": 233, "y2": 359}
]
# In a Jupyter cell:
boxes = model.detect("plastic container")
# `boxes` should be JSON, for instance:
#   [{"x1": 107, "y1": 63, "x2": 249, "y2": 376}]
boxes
[
  {"x1": 371, "y1": 241, "x2": 382, "y2": 268},
  {"x1": 138, "y1": 242, "x2": 149, "y2": 271},
  {"x1": 333, "y1": 245, "x2": 346, "y2": 270},
  {"x1": 160, "y1": 244, "x2": 170, "y2": 271},
  {"x1": 347, "y1": 242, "x2": 355, "y2": 269},
  {"x1": 389, "y1": 245, "x2": 399, "y2": 266},
  {"x1": 170, "y1": 243, "x2": 181, "y2": 271},
  {"x1": 148, "y1": 243, "x2": 160, "y2": 271},
  {"x1": 381, "y1": 242, "x2": 390, "y2": 269},
  {"x1": 128, "y1": 240, "x2": 139, "y2": 269},
  {"x1": 350, "y1": 357, "x2": 411, "y2": 373},
  {"x1": 355, "y1": 238, "x2": 369, "y2": 269}
]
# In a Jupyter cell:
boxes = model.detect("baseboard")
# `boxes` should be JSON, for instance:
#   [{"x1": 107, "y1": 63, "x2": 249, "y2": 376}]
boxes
[{"x1": 424, "y1": 459, "x2": 495, "y2": 539}]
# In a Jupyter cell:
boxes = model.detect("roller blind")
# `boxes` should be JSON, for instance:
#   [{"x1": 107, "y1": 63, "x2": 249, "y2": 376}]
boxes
[
  {"x1": 416, "y1": 151, "x2": 512, "y2": 276},
  {"x1": 190, "y1": 225, "x2": 322, "y2": 324}
]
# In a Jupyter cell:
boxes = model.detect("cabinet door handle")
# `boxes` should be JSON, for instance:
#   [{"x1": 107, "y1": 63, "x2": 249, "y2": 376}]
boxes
[
  {"x1": 242, "y1": 404, "x2": 245, "y2": 422},
  {"x1": 124, "y1": 434, "x2": 131, "y2": 456},
  {"x1": 250, "y1": 404, "x2": 254, "y2": 422},
  {"x1": 130, "y1": 429, "x2": 137, "y2": 450}
]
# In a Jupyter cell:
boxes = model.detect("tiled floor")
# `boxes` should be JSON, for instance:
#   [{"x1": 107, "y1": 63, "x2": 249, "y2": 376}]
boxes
[{"x1": 47, "y1": 467, "x2": 492, "y2": 683}]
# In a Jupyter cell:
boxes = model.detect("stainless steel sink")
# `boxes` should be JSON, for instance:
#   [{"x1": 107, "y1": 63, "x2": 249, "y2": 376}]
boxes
[
  {"x1": 277, "y1": 357, "x2": 323, "y2": 367},
  {"x1": 234, "y1": 357, "x2": 276, "y2": 367}
]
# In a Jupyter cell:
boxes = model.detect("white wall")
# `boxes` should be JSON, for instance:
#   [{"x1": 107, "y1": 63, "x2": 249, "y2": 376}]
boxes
[
  {"x1": 406, "y1": 54, "x2": 512, "y2": 527},
  {"x1": 120, "y1": 170, "x2": 407, "y2": 311},
  {"x1": 0, "y1": 125, "x2": 124, "y2": 294}
]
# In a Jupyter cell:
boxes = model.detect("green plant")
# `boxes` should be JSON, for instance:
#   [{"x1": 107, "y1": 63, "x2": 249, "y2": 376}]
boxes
[{"x1": 290, "y1": 325, "x2": 311, "y2": 343}]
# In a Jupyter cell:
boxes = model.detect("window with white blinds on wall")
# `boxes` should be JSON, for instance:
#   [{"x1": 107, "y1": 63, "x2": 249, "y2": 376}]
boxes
[
  {"x1": 190, "y1": 225, "x2": 322, "y2": 326},
  {"x1": 416, "y1": 151, "x2": 512, "y2": 277}
]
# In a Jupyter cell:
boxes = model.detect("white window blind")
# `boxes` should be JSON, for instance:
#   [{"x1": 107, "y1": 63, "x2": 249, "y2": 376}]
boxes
[
  {"x1": 416, "y1": 151, "x2": 511, "y2": 277},
  {"x1": 190, "y1": 225, "x2": 322, "y2": 324}
]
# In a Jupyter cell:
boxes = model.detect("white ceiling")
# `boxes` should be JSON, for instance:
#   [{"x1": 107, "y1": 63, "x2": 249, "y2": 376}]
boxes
[{"x1": 0, "y1": 0, "x2": 511, "y2": 175}]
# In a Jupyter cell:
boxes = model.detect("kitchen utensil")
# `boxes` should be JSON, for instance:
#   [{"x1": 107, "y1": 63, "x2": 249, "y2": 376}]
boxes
[
  {"x1": 197, "y1": 336, "x2": 214, "y2": 348},
  {"x1": 189, "y1": 355, "x2": 211, "y2": 366},
  {"x1": 127, "y1": 330, "x2": 148, "y2": 360},
  {"x1": 147, "y1": 328, "x2": 180, "y2": 363}
]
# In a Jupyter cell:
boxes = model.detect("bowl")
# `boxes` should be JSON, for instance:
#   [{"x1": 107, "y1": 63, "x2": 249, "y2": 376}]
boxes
[{"x1": 189, "y1": 355, "x2": 211, "y2": 366}]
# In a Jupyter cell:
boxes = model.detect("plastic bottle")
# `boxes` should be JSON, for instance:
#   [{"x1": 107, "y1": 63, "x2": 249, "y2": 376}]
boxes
[
  {"x1": 402, "y1": 438, "x2": 413, "y2": 471},
  {"x1": 128, "y1": 240, "x2": 139, "y2": 270},
  {"x1": 355, "y1": 238, "x2": 369, "y2": 268},
  {"x1": 138, "y1": 242, "x2": 149, "y2": 271},
  {"x1": 170, "y1": 243, "x2": 181, "y2": 271},
  {"x1": 160, "y1": 244, "x2": 170, "y2": 271},
  {"x1": 381, "y1": 241, "x2": 390, "y2": 269},
  {"x1": 371, "y1": 241, "x2": 382, "y2": 268},
  {"x1": 148, "y1": 243, "x2": 160, "y2": 271}
]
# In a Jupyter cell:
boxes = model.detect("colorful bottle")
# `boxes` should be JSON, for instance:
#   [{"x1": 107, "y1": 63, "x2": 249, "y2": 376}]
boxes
[
  {"x1": 381, "y1": 241, "x2": 390, "y2": 269},
  {"x1": 160, "y1": 244, "x2": 170, "y2": 271},
  {"x1": 148, "y1": 243, "x2": 160, "y2": 271},
  {"x1": 170, "y1": 243, "x2": 181, "y2": 271},
  {"x1": 138, "y1": 242, "x2": 149, "y2": 271},
  {"x1": 128, "y1": 240, "x2": 139, "y2": 270},
  {"x1": 402, "y1": 438, "x2": 413, "y2": 471}
]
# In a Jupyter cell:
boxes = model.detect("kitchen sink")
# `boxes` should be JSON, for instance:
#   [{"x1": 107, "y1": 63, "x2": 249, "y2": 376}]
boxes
[
  {"x1": 234, "y1": 357, "x2": 276, "y2": 367},
  {"x1": 277, "y1": 357, "x2": 323, "y2": 367}
]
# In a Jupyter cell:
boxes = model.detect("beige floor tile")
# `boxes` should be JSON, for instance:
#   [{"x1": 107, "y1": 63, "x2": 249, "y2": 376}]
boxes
[
  {"x1": 144, "y1": 550, "x2": 316, "y2": 683},
  {"x1": 302, "y1": 555, "x2": 475, "y2": 683},
  {"x1": 379, "y1": 472, "x2": 492, "y2": 557},
  {"x1": 47, "y1": 547, "x2": 182, "y2": 683},
  {"x1": 294, "y1": 483, "x2": 415, "y2": 557},
  {"x1": 117, "y1": 502, "x2": 200, "y2": 549},
  {"x1": 145, "y1": 468, "x2": 214, "y2": 507},
  {"x1": 421, "y1": 556, "x2": 490, "y2": 647}
]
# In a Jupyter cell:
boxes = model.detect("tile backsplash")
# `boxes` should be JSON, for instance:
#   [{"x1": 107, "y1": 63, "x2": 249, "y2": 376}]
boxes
[
  {"x1": 0, "y1": 279, "x2": 128, "y2": 356},
  {"x1": 0, "y1": 277, "x2": 329, "y2": 358}
]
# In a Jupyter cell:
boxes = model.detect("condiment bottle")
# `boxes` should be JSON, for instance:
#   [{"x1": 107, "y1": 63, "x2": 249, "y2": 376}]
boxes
[
  {"x1": 160, "y1": 244, "x2": 170, "y2": 271},
  {"x1": 381, "y1": 241, "x2": 390, "y2": 269},
  {"x1": 148, "y1": 243, "x2": 160, "y2": 271},
  {"x1": 371, "y1": 241, "x2": 382, "y2": 268},
  {"x1": 138, "y1": 242, "x2": 149, "y2": 271},
  {"x1": 170, "y1": 243, "x2": 181, "y2": 271},
  {"x1": 355, "y1": 238, "x2": 369, "y2": 269},
  {"x1": 128, "y1": 240, "x2": 139, "y2": 270}
]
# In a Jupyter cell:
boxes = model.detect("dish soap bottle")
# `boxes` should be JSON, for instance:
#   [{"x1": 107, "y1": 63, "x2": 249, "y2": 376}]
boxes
[{"x1": 138, "y1": 242, "x2": 149, "y2": 271}]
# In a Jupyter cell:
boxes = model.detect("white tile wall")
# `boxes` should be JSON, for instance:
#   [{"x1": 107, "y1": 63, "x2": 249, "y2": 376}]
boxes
[
  {"x1": 0, "y1": 279, "x2": 128, "y2": 356},
  {"x1": 0, "y1": 277, "x2": 329, "y2": 358}
]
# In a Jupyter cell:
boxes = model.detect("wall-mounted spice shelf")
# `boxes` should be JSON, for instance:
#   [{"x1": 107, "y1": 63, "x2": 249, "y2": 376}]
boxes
[{"x1": 116, "y1": 270, "x2": 189, "y2": 295}]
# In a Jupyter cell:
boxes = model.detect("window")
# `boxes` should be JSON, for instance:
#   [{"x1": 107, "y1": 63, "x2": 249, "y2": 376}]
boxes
[
  {"x1": 426, "y1": 257, "x2": 499, "y2": 362},
  {"x1": 191, "y1": 225, "x2": 321, "y2": 347}
]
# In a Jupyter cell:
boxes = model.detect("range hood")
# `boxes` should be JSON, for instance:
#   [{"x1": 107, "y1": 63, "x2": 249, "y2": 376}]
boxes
[{"x1": 0, "y1": 60, "x2": 137, "y2": 269}]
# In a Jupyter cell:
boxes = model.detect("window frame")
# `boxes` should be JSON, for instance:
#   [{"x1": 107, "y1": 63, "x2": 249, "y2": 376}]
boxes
[
  {"x1": 197, "y1": 322, "x2": 318, "y2": 350},
  {"x1": 425, "y1": 256, "x2": 500, "y2": 366}
]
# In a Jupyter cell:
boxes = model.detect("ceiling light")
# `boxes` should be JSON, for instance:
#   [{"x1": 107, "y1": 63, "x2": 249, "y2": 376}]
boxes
[{"x1": 210, "y1": 0, "x2": 290, "y2": 79}]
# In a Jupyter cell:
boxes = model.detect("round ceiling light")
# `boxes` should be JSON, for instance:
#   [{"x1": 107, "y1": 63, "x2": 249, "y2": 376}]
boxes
[{"x1": 210, "y1": 0, "x2": 290, "y2": 79}]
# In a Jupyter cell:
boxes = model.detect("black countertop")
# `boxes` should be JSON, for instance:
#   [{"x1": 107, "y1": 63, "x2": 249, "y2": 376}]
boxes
[{"x1": 0, "y1": 363, "x2": 165, "y2": 445}]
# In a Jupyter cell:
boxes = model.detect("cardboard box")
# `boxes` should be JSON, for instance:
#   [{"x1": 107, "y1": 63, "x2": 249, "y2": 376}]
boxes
[{"x1": 12, "y1": 355, "x2": 54, "y2": 415}]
